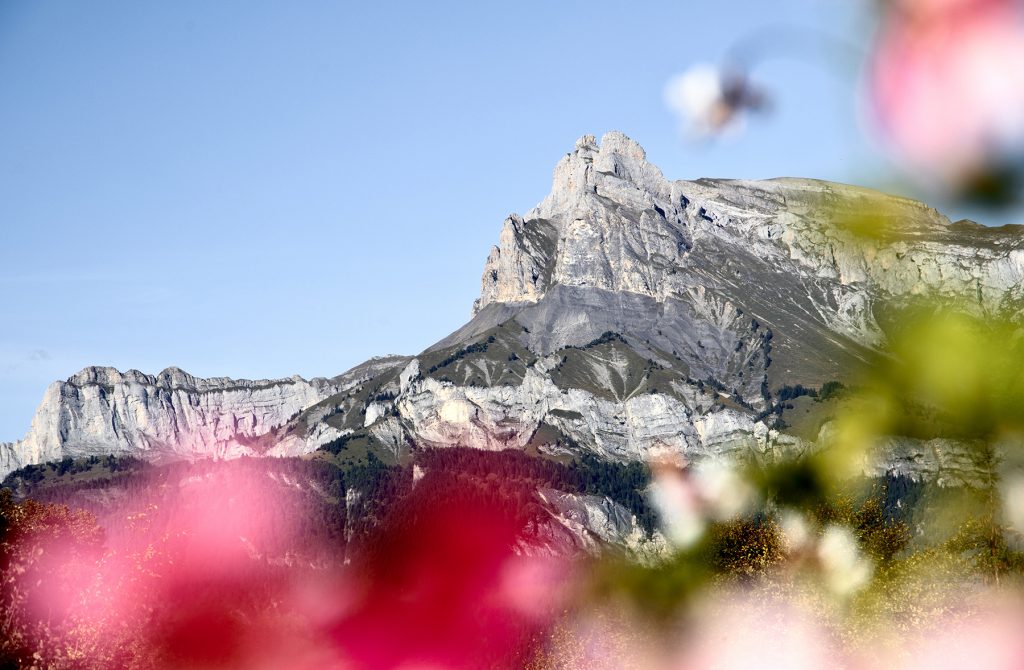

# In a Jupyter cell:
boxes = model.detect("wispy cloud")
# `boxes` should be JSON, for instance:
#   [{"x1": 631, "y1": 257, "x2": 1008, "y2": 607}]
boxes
[{"x1": 1, "y1": 349, "x2": 55, "y2": 376}]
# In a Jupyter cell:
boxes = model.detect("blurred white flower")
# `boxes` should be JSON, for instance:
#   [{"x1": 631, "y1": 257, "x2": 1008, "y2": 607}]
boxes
[
  {"x1": 779, "y1": 509, "x2": 812, "y2": 553},
  {"x1": 1000, "y1": 473, "x2": 1024, "y2": 536},
  {"x1": 649, "y1": 460, "x2": 755, "y2": 549},
  {"x1": 649, "y1": 465, "x2": 705, "y2": 548},
  {"x1": 692, "y1": 461, "x2": 756, "y2": 520},
  {"x1": 817, "y1": 524, "x2": 873, "y2": 597},
  {"x1": 664, "y1": 64, "x2": 766, "y2": 138}
]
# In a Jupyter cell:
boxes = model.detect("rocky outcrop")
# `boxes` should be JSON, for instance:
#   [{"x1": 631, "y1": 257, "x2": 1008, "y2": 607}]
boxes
[
  {"x1": 529, "y1": 489, "x2": 669, "y2": 561},
  {"x1": 475, "y1": 132, "x2": 1024, "y2": 330},
  {"x1": 0, "y1": 357, "x2": 410, "y2": 478},
  {"x1": 392, "y1": 354, "x2": 798, "y2": 464}
]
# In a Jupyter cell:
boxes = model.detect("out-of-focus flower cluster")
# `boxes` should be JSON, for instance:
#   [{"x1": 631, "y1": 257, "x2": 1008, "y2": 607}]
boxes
[
  {"x1": 665, "y1": 0, "x2": 1024, "y2": 207},
  {"x1": 870, "y1": 0, "x2": 1024, "y2": 203},
  {"x1": 0, "y1": 463, "x2": 572, "y2": 669},
  {"x1": 656, "y1": 16, "x2": 1024, "y2": 657}
]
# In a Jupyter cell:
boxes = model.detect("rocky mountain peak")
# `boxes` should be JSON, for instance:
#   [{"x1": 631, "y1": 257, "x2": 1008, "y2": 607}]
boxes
[
  {"x1": 473, "y1": 131, "x2": 686, "y2": 316},
  {"x1": 155, "y1": 366, "x2": 196, "y2": 387},
  {"x1": 473, "y1": 133, "x2": 704, "y2": 317},
  {"x1": 545, "y1": 132, "x2": 663, "y2": 201},
  {"x1": 68, "y1": 366, "x2": 128, "y2": 387},
  {"x1": 534, "y1": 131, "x2": 672, "y2": 223},
  {"x1": 474, "y1": 132, "x2": 1024, "y2": 336}
]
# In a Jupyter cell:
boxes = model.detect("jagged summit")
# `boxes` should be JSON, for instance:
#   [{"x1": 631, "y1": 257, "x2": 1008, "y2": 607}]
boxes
[
  {"x1": 544, "y1": 132, "x2": 669, "y2": 206},
  {"x1": 473, "y1": 132, "x2": 1024, "y2": 330},
  {"x1": 472, "y1": 131, "x2": 678, "y2": 316},
  {"x1": 69, "y1": 366, "x2": 205, "y2": 388},
  {"x1": 66, "y1": 365, "x2": 314, "y2": 391}
]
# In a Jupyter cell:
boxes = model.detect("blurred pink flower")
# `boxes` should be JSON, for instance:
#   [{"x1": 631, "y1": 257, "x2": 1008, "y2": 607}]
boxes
[
  {"x1": 868, "y1": 597, "x2": 1024, "y2": 670},
  {"x1": 326, "y1": 470, "x2": 570, "y2": 670},
  {"x1": 673, "y1": 593, "x2": 843, "y2": 670},
  {"x1": 648, "y1": 460, "x2": 755, "y2": 548},
  {"x1": 649, "y1": 461, "x2": 706, "y2": 547},
  {"x1": 3, "y1": 460, "x2": 575, "y2": 669},
  {"x1": 869, "y1": 0, "x2": 1024, "y2": 190}
]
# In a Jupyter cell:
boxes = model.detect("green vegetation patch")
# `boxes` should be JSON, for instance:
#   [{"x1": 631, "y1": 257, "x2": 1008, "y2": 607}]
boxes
[
  {"x1": 550, "y1": 333, "x2": 686, "y2": 402},
  {"x1": 316, "y1": 430, "x2": 405, "y2": 469},
  {"x1": 420, "y1": 321, "x2": 534, "y2": 388}
]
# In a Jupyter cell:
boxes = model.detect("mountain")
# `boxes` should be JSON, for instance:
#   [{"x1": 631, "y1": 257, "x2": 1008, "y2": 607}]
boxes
[
  {"x1": 4, "y1": 131, "x2": 1024, "y2": 482},
  {"x1": 0, "y1": 357, "x2": 407, "y2": 477}
]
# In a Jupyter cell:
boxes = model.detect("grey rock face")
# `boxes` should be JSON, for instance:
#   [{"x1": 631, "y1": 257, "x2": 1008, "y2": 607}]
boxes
[
  {"x1": 5, "y1": 131, "x2": 1023, "y2": 487},
  {"x1": 526, "y1": 489, "x2": 668, "y2": 561},
  {"x1": 474, "y1": 133, "x2": 1024, "y2": 380},
  {"x1": 477, "y1": 132, "x2": 1024, "y2": 322},
  {"x1": 0, "y1": 357, "x2": 410, "y2": 478}
]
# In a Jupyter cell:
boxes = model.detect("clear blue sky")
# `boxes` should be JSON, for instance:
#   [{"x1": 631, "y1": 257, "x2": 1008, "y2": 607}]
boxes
[{"x1": 0, "y1": 0, "x2": 967, "y2": 440}]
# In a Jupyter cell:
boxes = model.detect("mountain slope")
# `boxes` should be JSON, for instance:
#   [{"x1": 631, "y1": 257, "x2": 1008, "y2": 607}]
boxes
[
  {"x1": 5, "y1": 131, "x2": 1024, "y2": 479},
  {"x1": 0, "y1": 357, "x2": 409, "y2": 477}
]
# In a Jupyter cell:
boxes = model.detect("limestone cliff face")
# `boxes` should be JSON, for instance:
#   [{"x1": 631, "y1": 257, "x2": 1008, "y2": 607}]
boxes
[
  {"x1": 391, "y1": 356, "x2": 792, "y2": 465},
  {"x1": 528, "y1": 489, "x2": 668, "y2": 561},
  {"x1": 0, "y1": 357, "x2": 409, "y2": 478},
  {"x1": 5, "y1": 131, "x2": 1024, "y2": 486},
  {"x1": 376, "y1": 132, "x2": 1024, "y2": 484},
  {"x1": 475, "y1": 133, "x2": 689, "y2": 315},
  {"x1": 474, "y1": 132, "x2": 1024, "y2": 346}
]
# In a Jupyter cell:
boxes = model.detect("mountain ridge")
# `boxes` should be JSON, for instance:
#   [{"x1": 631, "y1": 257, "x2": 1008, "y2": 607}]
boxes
[{"x1": 4, "y1": 131, "x2": 1024, "y2": 480}]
